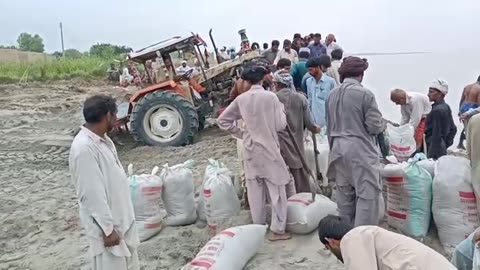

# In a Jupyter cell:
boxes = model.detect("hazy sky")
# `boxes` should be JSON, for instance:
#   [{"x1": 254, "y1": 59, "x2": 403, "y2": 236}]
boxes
[{"x1": 2, "y1": 0, "x2": 480, "y2": 54}]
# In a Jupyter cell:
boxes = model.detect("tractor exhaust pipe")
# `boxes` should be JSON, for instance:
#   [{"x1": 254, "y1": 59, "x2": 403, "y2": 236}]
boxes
[
  {"x1": 238, "y1": 29, "x2": 250, "y2": 50},
  {"x1": 209, "y1": 29, "x2": 222, "y2": 64}
]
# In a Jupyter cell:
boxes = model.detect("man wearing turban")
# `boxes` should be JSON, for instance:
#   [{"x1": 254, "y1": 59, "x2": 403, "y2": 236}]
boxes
[
  {"x1": 325, "y1": 56, "x2": 386, "y2": 227},
  {"x1": 425, "y1": 79, "x2": 457, "y2": 159}
]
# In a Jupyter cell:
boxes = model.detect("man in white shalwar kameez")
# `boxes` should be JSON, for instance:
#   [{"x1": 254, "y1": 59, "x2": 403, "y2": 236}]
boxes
[
  {"x1": 318, "y1": 215, "x2": 456, "y2": 270},
  {"x1": 69, "y1": 95, "x2": 140, "y2": 270}
]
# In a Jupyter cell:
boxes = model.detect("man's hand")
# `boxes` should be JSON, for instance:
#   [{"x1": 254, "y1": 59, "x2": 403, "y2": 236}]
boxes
[
  {"x1": 460, "y1": 113, "x2": 470, "y2": 122},
  {"x1": 103, "y1": 230, "x2": 121, "y2": 247},
  {"x1": 312, "y1": 126, "x2": 321, "y2": 134}
]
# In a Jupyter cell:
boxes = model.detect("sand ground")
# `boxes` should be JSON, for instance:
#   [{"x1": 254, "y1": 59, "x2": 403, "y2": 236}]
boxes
[{"x1": 0, "y1": 83, "x2": 447, "y2": 270}]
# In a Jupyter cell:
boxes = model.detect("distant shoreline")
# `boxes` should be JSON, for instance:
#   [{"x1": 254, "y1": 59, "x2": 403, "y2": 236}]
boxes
[{"x1": 348, "y1": 52, "x2": 428, "y2": 56}]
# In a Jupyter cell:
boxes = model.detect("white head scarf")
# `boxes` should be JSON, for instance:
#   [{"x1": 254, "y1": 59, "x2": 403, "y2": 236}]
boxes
[{"x1": 430, "y1": 79, "x2": 448, "y2": 95}]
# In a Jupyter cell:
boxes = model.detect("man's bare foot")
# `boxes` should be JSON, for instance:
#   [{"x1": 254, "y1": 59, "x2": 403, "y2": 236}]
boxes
[{"x1": 268, "y1": 232, "x2": 292, "y2": 241}]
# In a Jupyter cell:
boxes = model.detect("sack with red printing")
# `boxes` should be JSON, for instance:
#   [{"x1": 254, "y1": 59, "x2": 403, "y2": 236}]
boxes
[
  {"x1": 386, "y1": 123, "x2": 416, "y2": 162},
  {"x1": 381, "y1": 162, "x2": 432, "y2": 239},
  {"x1": 181, "y1": 224, "x2": 267, "y2": 270},
  {"x1": 202, "y1": 159, "x2": 240, "y2": 231},
  {"x1": 128, "y1": 164, "x2": 165, "y2": 242},
  {"x1": 433, "y1": 156, "x2": 480, "y2": 252},
  {"x1": 286, "y1": 193, "x2": 337, "y2": 234}
]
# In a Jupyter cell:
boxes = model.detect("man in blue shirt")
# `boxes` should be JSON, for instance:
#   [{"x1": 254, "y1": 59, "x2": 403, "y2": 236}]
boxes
[
  {"x1": 308, "y1": 33, "x2": 327, "y2": 59},
  {"x1": 305, "y1": 56, "x2": 337, "y2": 127}
]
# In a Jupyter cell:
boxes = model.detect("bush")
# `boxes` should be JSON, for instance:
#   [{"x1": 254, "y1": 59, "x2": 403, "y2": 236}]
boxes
[{"x1": 0, "y1": 57, "x2": 111, "y2": 83}]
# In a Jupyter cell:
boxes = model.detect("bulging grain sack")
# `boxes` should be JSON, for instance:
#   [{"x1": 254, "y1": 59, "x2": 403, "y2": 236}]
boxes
[
  {"x1": 182, "y1": 224, "x2": 267, "y2": 270},
  {"x1": 286, "y1": 193, "x2": 337, "y2": 234},
  {"x1": 203, "y1": 159, "x2": 241, "y2": 231},
  {"x1": 386, "y1": 123, "x2": 416, "y2": 162},
  {"x1": 381, "y1": 162, "x2": 432, "y2": 239},
  {"x1": 160, "y1": 160, "x2": 197, "y2": 226},
  {"x1": 128, "y1": 164, "x2": 165, "y2": 242},
  {"x1": 417, "y1": 159, "x2": 436, "y2": 178},
  {"x1": 433, "y1": 156, "x2": 479, "y2": 251}
]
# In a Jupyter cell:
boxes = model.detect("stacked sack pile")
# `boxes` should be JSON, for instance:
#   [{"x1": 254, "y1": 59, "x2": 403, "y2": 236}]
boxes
[{"x1": 386, "y1": 124, "x2": 479, "y2": 253}]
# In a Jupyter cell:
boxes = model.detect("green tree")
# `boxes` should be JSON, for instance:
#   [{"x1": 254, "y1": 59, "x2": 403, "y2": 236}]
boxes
[
  {"x1": 64, "y1": 49, "x2": 83, "y2": 58},
  {"x1": 0, "y1": 45, "x2": 16, "y2": 49},
  {"x1": 89, "y1": 43, "x2": 132, "y2": 58},
  {"x1": 17, "y1": 33, "x2": 45, "y2": 53}
]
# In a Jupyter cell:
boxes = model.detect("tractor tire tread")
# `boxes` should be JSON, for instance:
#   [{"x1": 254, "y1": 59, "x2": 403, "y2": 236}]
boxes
[{"x1": 130, "y1": 90, "x2": 198, "y2": 146}]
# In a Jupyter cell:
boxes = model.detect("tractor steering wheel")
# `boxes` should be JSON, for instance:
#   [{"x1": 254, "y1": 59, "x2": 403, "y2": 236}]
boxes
[{"x1": 179, "y1": 69, "x2": 194, "y2": 80}]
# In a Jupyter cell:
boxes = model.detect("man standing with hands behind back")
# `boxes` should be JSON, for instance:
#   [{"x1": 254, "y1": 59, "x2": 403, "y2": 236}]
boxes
[
  {"x1": 69, "y1": 95, "x2": 139, "y2": 270},
  {"x1": 218, "y1": 66, "x2": 293, "y2": 241}
]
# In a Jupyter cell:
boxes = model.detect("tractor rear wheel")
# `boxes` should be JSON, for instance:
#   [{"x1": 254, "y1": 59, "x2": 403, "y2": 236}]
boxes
[{"x1": 130, "y1": 91, "x2": 199, "y2": 146}]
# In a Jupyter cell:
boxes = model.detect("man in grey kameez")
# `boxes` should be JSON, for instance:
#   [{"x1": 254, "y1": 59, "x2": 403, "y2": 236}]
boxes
[
  {"x1": 326, "y1": 57, "x2": 386, "y2": 226},
  {"x1": 273, "y1": 70, "x2": 320, "y2": 193},
  {"x1": 218, "y1": 66, "x2": 293, "y2": 241}
]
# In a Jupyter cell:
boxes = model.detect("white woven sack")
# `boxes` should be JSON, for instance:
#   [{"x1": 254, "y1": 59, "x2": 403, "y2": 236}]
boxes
[
  {"x1": 182, "y1": 224, "x2": 267, "y2": 270},
  {"x1": 286, "y1": 193, "x2": 337, "y2": 234},
  {"x1": 433, "y1": 156, "x2": 479, "y2": 251},
  {"x1": 160, "y1": 160, "x2": 197, "y2": 226},
  {"x1": 128, "y1": 164, "x2": 165, "y2": 242},
  {"x1": 203, "y1": 159, "x2": 240, "y2": 231}
]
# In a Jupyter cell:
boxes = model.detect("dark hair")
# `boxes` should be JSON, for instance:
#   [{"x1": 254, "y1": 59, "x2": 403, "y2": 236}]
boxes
[
  {"x1": 276, "y1": 58, "x2": 292, "y2": 70},
  {"x1": 83, "y1": 95, "x2": 117, "y2": 124},
  {"x1": 309, "y1": 33, "x2": 314, "y2": 38},
  {"x1": 263, "y1": 43, "x2": 268, "y2": 49},
  {"x1": 251, "y1": 42, "x2": 260, "y2": 50},
  {"x1": 314, "y1": 33, "x2": 321, "y2": 38},
  {"x1": 477, "y1": 75, "x2": 480, "y2": 82},
  {"x1": 331, "y1": 49, "x2": 343, "y2": 60},
  {"x1": 241, "y1": 66, "x2": 267, "y2": 84},
  {"x1": 283, "y1": 39, "x2": 292, "y2": 46},
  {"x1": 272, "y1": 40, "x2": 280, "y2": 47},
  {"x1": 299, "y1": 51, "x2": 310, "y2": 59},
  {"x1": 318, "y1": 215, "x2": 353, "y2": 245},
  {"x1": 294, "y1": 33, "x2": 302, "y2": 39},
  {"x1": 306, "y1": 56, "x2": 332, "y2": 69}
]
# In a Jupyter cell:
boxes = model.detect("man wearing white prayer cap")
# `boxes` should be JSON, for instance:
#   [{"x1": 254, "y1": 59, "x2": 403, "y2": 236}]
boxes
[{"x1": 425, "y1": 79, "x2": 457, "y2": 159}]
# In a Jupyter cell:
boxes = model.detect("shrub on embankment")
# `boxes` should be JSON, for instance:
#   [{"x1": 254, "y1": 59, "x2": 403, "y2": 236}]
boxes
[{"x1": 0, "y1": 57, "x2": 109, "y2": 83}]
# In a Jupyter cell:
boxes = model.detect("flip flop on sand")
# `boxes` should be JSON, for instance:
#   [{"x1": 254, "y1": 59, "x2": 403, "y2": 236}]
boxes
[{"x1": 268, "y1": 232, "x2": 292, "y2": 241}]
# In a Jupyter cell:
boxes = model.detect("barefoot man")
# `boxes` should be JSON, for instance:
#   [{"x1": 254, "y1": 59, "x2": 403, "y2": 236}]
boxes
[
  {"x1": 69, "y1": 95, "x2": 139, "y2": 270},
  {"x1": 458, "y1": 75, "x2": 480, "y2": 149},
  {"x1": 218, "y1": 66, "x2": 292, "y2": 241}
]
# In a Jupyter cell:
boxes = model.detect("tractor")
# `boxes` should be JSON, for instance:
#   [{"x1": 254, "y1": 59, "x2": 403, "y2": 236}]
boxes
[{"x1": 115, "y1": 29, "x2": 268, "y2": 147}]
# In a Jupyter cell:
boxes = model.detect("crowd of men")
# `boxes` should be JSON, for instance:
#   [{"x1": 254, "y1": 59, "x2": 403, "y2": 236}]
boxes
[
  {"x1": 68, "y1": 31, "x2": 480, "y2": 269},
  {"x1": 218, "y1": 32, "x2": 480, "y2": 269}
]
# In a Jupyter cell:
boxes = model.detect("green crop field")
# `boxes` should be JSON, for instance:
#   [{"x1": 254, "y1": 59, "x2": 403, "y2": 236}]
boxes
[{"x1": 0, "y1": 57, "x2": 111, "y2": 83}]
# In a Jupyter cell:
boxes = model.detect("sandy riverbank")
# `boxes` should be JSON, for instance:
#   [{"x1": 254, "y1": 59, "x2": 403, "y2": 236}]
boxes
[{"x1": 0, "y1": 82, "x2": 448, "y2": 270}]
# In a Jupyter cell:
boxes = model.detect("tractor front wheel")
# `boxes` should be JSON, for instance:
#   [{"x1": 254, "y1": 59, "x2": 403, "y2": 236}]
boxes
[{"x1": 130, "y1": 91, "x2": 199, "y2": 146}]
